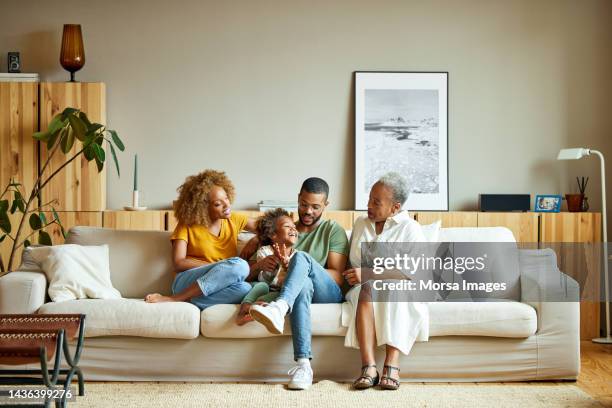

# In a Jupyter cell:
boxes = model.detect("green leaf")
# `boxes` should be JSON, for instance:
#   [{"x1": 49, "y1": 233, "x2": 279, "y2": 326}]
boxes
[
  {"x1": 48, "y1": 115, "x2": 65, "y2": 133},
  {"x1": 95, "y1": 136, "x2": 103, "y2": 146},
  {"x1": 95, "y1": 156, "x2": 104, "y2": 173},
  {"x1": 0, "y1": 212, "x2": 11, "y2": 234},
  {"x1": 86, "y1": 123, "x2": 104, "y2": 137},
  {"x1": 60, "y1": 225, "x2": 67, "y2": 239},
  {"x1": 83, "y1": 144, "x2": 95, "y2": 161},
  {"x1": 38, "y1": 230, "x2": 52, "y2": 246},
  {"x1": 39, "y1": 212, "x2": 47, "y2": 225},
  {"x1": 0, "y1": 234, "x2": 5, "y2": 243},
  {"x1": 29, "y1": 213, "x2": 42, "y2": 230},
  {"x1": 0, "y1": 200, "x2": 8, "y2": 213},
  {"x1": 47, "y1": 127, "x2": 63, "y2": 150},
  {"x1": 109, "y1": 142, "x2": 121, "y2": 177},
  {"x1": 60, "y1": 126, "x2": 76, "y2": 153},
  {"x1": 109, "y1": 130, "x2": 125, "y2": 151},
  {"x1": 51, "y1": 208, "x2": 61, "y2": 222},
  {"x1": 24, "y1": 239, "x2": 31, "y2": 248},
  {"x1": 9, "y1": 200, "x2": 18, "y2": 214},
  {"x1": 15, "y1": 191, "x2": 24, "y2": 212},
  {"x1": 33, "y1": 131, "x2": 51, "y2": 142},
  {"x1": 78, "y1": 111, "x2": 92, "y2": 128},
  {"x1": 68, "y1": 114, "x2": 87, "y2": 142},
  {"x1": 92, "y1": 143, "x2": 105, "y2": 162},
  {"x1": 60, "y1": 108, "x2": 79, "y2": 120}
]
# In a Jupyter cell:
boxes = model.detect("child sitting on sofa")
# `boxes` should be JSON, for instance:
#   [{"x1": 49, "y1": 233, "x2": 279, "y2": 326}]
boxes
[{"x1": 236, "y1": 208, "x2": 298, "y2": 325}]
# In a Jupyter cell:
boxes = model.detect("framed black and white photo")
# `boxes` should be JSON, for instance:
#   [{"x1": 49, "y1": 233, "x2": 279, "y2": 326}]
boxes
[{"x1": 355, "y1": 71, "x2": 448, "y2": 211}]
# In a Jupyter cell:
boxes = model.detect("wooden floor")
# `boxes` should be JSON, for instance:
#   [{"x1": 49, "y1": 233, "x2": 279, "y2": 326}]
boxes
[{"x1": 577, "y1": 340, "x2": 612, "y2": 406}]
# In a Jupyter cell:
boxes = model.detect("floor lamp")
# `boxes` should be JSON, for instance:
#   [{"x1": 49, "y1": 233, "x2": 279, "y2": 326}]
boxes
[{"x1": 557, "y1": 148, "x2": 611, "y2": 344}]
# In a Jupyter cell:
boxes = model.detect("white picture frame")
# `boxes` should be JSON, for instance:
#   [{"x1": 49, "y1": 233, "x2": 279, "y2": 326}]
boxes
[{"x1": 355, "y1": 71, "x2": 448, "y2": 211}]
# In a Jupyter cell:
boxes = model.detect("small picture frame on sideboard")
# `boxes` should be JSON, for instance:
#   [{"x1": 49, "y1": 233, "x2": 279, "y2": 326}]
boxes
[{"x1": 534, "y1": 194, "x2": 562, "y2": 212}]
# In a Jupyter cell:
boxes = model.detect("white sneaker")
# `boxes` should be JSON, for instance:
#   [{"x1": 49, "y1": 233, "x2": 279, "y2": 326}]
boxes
[
  {"x1": 249, "y1": 302, "x2": 286, "y2": 334},
  {"x1": 288, "y1": 364, "x2": 313, "y2": 390}
]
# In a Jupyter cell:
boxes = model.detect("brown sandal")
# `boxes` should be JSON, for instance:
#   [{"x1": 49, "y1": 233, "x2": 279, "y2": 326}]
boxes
[
  {"x1": 379, "y1": 365, "x2": 400, "y2": 390},
  {"x1": 353, "y1": 364, "x2": 379, "y2": 390}
]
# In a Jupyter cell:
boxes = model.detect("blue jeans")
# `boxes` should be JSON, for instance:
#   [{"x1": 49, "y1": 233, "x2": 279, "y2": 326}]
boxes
[
  {"x1": 278, "y1": 251, "x2": 343, "y2": 360},
  {"x1": 171, "y1": 257, "x2": 251, "y2": 310}
]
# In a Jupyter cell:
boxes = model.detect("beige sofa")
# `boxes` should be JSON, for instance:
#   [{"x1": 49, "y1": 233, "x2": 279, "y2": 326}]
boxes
[{"x1": 0, "y1": 226, "x2": 580, "y2": 382}]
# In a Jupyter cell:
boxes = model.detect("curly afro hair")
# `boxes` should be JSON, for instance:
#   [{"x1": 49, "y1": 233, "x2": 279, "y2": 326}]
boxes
[
  {"x1": 256, "y1": 208, "x2": 291, "y2": 246},
  {"x1": 173, "y1": 169, "x2": 235, "y2": 227}
]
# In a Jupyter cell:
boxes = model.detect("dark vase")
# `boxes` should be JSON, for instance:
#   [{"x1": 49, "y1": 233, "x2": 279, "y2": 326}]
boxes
[
  {"x1": 580, "y1": 196, "x2": 589, "y2": 212},
  {"x1": 60, "y1": 24, "x2": 85, "y2": 82},
  {"x1": 566, "y1": 194, "x2": 584, "y2": 212}
]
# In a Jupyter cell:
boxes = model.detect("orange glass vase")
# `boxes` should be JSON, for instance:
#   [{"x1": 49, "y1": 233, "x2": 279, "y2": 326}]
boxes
[{"x1": 60, "y1": 24, "x2": 85, "y2": 82}]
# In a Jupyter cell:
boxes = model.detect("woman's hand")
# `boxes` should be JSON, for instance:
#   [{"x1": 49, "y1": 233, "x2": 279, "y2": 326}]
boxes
[
  {"x1": 342, "y1": 267, "x2": 362, "y2": 286},
  {"x1": 257, "y1": 255, "x2": 279, "y2": 272}
]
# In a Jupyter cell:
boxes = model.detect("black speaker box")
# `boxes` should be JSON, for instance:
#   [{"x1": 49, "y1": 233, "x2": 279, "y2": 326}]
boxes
[{"x1": 479, "y1": 194, "x2": 531, "y2": 212}]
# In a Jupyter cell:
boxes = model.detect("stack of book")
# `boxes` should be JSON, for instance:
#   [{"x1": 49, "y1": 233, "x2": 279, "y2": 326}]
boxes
[
  {"x1": 258, "y1": 200, "x2": 298, "y2": 212},
  {"x1": 0, "y1": 73, "x2": 40, "y2": 82}
]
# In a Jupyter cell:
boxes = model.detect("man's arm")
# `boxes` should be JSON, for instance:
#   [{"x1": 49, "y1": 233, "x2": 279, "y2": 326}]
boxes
[{"x1": 326, "y1": 251, "x2": 348, "y2": 286}]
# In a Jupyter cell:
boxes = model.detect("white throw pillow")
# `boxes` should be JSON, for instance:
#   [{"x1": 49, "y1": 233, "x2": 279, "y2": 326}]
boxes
[
  {"x1": 26, "y1": 244, "x2": 122, "y2": 302},
  {"x1": 419, "y1": 220, "x2": 442, "y2": 242}
]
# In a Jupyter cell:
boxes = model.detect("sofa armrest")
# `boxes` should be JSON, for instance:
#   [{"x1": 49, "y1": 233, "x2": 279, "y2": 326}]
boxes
[
  {"x1": 519, "y1": 249, "x2": 580, "y2": 379},
  {"x1": 0, "y1": 271, "x2": 47, "y2": 314}
]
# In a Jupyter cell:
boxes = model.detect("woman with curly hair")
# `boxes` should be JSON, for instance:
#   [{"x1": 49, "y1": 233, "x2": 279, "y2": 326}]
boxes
[{"x1": 145, "y1": 169, "x2": 258, "y2": 309}]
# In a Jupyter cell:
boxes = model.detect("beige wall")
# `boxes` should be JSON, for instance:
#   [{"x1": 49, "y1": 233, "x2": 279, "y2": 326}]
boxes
[{"x1": 1, "y1": 0, "x2": 611, "y2": 221}]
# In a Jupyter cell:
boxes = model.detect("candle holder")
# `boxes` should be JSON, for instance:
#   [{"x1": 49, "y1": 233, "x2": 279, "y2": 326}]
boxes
[{"x1": 124, "y1": 154, "x2": 147, "y2": 211}]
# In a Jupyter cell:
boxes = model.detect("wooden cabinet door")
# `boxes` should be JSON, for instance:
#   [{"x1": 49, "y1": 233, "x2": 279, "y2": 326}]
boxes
[
  {"x1": 39, "y1": 82, "x2": 106, "y2": 211},
  {"x1": 540, "y1": 212, "x2": 602, "y2": 339},
  {"x1": 0, "y1": 83, "x2": 38, "y2": 269}
]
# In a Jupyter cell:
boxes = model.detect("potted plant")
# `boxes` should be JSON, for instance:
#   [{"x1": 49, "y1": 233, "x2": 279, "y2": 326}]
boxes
[{"x1": 0, "y1": 107, "x2": 124, "y2": 275}]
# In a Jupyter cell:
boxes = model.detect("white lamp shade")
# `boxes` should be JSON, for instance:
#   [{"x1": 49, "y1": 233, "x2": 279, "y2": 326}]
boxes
[{"x1": 557, "y1": 148, "x2": 590, "y2": 160}]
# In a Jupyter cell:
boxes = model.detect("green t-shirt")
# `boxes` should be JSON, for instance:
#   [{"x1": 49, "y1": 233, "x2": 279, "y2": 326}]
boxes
[{"x1": 294, "y1": 219, "x2": 349, "y2": 267}]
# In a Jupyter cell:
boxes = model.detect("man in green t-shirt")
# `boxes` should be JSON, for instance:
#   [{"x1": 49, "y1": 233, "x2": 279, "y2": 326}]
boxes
[{"x1": 250, "y1": 177, "x2": 349, "y2": 390}]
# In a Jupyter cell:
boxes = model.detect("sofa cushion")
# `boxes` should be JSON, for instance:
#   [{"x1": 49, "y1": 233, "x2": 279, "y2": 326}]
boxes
[
  {"x1": 66, "y1": 227, "x2": 174, "y2": 299},
  {"x1": 200, "y1": 301, "x2": 536, "y2": 339},
  {"x1": 428, "y1": 301, "x2": 537, "y2": 338},
  {"x1": 38, "y1": 298, "x2": 200, "y2": 339},
  {"x1": 201, "y1": 304, "x2": 345, "y2": 338}
]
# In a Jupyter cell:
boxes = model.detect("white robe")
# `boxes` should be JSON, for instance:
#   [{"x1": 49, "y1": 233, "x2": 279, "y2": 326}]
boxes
[{"x1": 343, "y1": 212, "x2": 429, "y2": 355}]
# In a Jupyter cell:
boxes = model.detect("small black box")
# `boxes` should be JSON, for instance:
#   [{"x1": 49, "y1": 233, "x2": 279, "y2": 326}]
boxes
[
  {"x1": 479, "y1": 194, "x2": 531, "y2": 212},
  {"x1": 8, "y1": 52, "x2": 20, "y2": 73}
]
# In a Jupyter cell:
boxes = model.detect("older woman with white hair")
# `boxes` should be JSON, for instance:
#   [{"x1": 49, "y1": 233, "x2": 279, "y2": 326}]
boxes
[{"x1": 342, "y1": 172, "x2": 429, "y2": 390}]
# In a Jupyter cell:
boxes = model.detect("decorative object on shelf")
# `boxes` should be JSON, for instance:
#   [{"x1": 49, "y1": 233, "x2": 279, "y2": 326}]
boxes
[
  {"x1": 534, "y1": 195, "x2": 562, "y2": 212},
  {"x1": 578, "y1": 176, "x2": 589, "y2": 211},
  {"x1": 60, "y1": 24, "x2": 85, "y2": 82},
  {"x1": 258, "y1": 200, "x2": 298, "y2": 212},
  {"x1": 354, "y1": 71, "x2": 448, "y2": 211},
  {"x1": 479, "y1": 194, "x2": 530, "y2": 212},
  {"x1": 565, "y1": 194, "x2": 583, "y2": 212},
  {"x1": 557, "y1": 147, "x2": 610, "y2": 344},
  {"x1": 7, "y1": 52, "x2": 20, "y2": 73},
  {"x1": 124, "y1": 154, "x2": 147, "y2": 211},
  {"x1": 566, "y1": 177, "x2": 589, "y2": 212},
  {"x1": 0, "y1": 107, "x2": 124, "y2": 275}
]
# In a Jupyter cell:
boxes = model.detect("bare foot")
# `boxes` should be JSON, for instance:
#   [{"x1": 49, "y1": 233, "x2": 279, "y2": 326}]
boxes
[
  {"x1": 236, "y1": 303, "x2": 254, "y2": 325},
  {"x1": 144, "y1": 293, "x2": 177, "y2": 303}
]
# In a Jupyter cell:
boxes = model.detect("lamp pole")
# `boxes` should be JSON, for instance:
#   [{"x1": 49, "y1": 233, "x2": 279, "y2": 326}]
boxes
[{"x1": 591, "y1": 150, "x2": 611, "y2": 343}]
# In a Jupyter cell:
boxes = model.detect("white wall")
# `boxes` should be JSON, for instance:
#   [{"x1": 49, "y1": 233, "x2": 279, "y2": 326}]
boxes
[{"x1": 1, "y1": 0, "x2": 611, "y2": 220}]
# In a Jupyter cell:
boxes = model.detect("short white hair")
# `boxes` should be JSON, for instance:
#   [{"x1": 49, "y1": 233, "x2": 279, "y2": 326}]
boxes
[{"x1": 376, "y1": 172, "x2": 409, "y2": 205}]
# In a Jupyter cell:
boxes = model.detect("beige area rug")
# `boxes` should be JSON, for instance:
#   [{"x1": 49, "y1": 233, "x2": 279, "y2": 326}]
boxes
[{"x1": 63, "y1": 381, "x2": 603, "y2": 408}]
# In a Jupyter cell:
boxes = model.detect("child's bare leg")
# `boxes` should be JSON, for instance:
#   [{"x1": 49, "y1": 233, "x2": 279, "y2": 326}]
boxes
[
  {"x1": 236, "y1": 303, "x2": 254, "y2": 325},
  {"x1": 145, "y1": 282, "x2": 203, "y2": 303}
]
